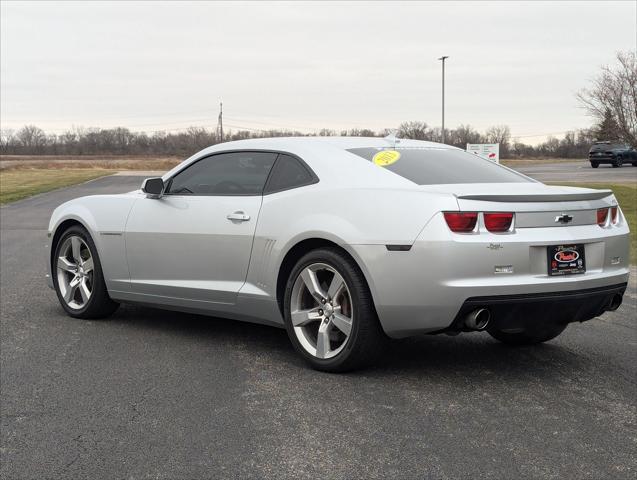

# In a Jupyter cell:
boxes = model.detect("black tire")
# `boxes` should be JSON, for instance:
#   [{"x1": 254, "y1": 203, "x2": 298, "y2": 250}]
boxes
[
  {"x1": 613, "y1": 156, "x2": 622, "y2": 168},
  {"x1": 591, "y1": 162, "x2": 599, "y2": 168},
  {"x1": 632, "y1": 162, "x2": 637, "y2": 167},
  {"x1": 283, "y1": 247, "x2": 387, "y2": 372},
  {"x1": 487, "y1": 323, "x2": 567, "y2": 346},
  {"x1": 52, "y1": 224, "x2": 119, "y2": 319}
]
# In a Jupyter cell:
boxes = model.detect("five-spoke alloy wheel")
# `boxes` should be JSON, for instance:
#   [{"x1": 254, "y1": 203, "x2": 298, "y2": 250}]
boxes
[
  {"x1": 57, "y1": 235, "x2": 94, "y2": 309},
  {"x1": 283, "y1": 247, "x2": 386, "y2": 372},
  {"x1": 52, "y1": 225, "x2": 118, "y2": 319},
  {"x1": 290, "y1": 263, "x2": 354, "y2": 359}
]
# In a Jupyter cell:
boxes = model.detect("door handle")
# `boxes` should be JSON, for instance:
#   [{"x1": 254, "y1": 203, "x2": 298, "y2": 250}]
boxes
[{"x1": 226, "y1": 211, "x2": 250, "y2": 222}]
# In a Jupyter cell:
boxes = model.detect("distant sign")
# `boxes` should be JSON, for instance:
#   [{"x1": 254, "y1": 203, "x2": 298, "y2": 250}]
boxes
[{"x1": 467, "y1": 143, "x2": 500, "y2": 163}]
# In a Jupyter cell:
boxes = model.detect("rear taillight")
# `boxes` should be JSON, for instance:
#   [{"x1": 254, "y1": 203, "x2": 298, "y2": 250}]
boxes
[
  {"x1": 444, "y1": 212, "x2": 478, "y2": 232},
  {"x1": 610, "y1": 206, "x2": 619, "y2": 224},
  {"x1": 597, "y1": 208, "x2": 609, "y2": 226},
  {"x1": 484, "y1": 212, "x2": 514, "y2": 232}
]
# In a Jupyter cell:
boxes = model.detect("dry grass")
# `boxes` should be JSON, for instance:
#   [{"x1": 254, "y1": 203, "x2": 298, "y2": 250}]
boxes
[
  {"x1": 0, "y1": 168, "x2": 116, "y2": 204},
  {"x1": 502, "y1": 158, "x2": 586, "y2": 167},
  {"x1": 0, "y1": 155, "x2": 182, "y2": 172},
  {"x1": 0, "y1": 156, "x2": 180, "y2": 204}
]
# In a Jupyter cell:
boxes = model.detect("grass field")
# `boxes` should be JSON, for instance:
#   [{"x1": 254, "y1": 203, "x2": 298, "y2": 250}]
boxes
[
  {"x1": 0, "y1": 156, "x2": 180, "y2": 205},
  {"x1": 0, "y1": 168, "x2": 115, "y2": 204},
  {"x1": 502, "y1": 157, "x2": 586, "y2": 167},
  {"x1": 0, "y1": 155, "x2": 181, "y2": 172},
  {"x1": 550, "y1": 182, "x2": 636, "y2": 264}
]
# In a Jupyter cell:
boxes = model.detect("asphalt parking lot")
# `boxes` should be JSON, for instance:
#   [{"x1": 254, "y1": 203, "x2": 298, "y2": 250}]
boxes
[
  {"x1": 1, "y1": 168, "x2": 636, "y2": 479},
  {"x1": 515, "y1": 159, "x2": 637, "y2": 183}
]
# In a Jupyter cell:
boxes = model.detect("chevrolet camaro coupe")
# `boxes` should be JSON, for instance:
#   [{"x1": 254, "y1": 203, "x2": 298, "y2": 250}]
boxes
[{"x1": 46, "y1": 137, "x2": 630, "y2": 371}]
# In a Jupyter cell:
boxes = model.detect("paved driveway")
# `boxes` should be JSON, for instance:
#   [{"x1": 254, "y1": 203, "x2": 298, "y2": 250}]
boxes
[{"x1": 514, "y1": 160, "x2": 637, "y2": 184}]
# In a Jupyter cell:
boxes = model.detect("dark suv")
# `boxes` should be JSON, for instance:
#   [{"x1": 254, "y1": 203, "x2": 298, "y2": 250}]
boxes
[{"x1": 589, "y1": 141, "x2": 637, "y2": 168}]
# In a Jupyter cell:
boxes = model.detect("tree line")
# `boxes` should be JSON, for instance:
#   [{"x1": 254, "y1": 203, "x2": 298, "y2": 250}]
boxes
[{"x1": 0, "y1": 121, "x2": 611, "y2": 159}]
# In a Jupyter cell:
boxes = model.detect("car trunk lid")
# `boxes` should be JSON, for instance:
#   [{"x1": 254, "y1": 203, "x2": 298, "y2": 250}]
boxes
[{"x1": 420, "y1": 183, "x2": 615, "y2": 228}]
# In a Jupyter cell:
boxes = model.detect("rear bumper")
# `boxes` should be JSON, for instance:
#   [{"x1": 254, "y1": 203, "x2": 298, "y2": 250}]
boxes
[
  {"x1": 446, "y1": 282, "x2": 627, "y2": 333},
  {"x1": 589, "y1": 154, "x2": 615, "y2": 162},
  {"x1": 350, "y1": 214, "x2": 630, "y2": 338},
  {"x1": 589, "y1": 158, "x2": 616, "y2": 164}
]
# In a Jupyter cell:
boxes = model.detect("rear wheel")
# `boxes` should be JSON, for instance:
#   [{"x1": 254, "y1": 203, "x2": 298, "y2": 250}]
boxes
[
  {"x1": 590, "y1": 162, "x2": 599, "y2": 168},
  {"x1": 613, "y1": 156, "x2": 623, "y2": 168},
  {"x1": 52, "y1": 225, "x2": 119, "y2": 319},
  {"x1": 283, "y1": 247, "x2": 386, "y2": 372},
  {"x1": 487, "y1": 323, "x2": 567, "y2": 345}
]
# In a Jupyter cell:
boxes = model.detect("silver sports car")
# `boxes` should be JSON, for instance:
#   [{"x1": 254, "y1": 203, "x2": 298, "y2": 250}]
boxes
[{"x1": 46, "y1": 137, "x2": 630, "y2": 371}]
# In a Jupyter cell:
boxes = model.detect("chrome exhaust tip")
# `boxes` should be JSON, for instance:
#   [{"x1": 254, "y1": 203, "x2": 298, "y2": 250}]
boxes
[
  {"x1": 465, "y1": 308, "x2": 491, "y2": 331},
  {"x1": 607, "y1": 294, "x2": 622, "y2": 312}
]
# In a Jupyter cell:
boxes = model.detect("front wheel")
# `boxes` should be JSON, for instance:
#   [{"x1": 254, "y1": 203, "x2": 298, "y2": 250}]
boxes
[
  {"x1": 613, "y1": 156, "x2": 623, "y2": 168},
  {"x1": 591, "y1": 162, "x2": 599, "y2": 168},
  {"x1": 52, "y1": 225, "x2": 119, "y2": 319},
  {"x1": 487, "y1": 323, "x2": 567, "y2": 345},
  {"x1": 283, "y1": 248, "x2": 386, "y2": 372}
]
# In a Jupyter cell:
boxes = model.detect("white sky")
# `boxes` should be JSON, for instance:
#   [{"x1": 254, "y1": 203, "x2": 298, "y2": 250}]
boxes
[{"x1": 1, "y1": 1, "x2": 635, "y2": 143}]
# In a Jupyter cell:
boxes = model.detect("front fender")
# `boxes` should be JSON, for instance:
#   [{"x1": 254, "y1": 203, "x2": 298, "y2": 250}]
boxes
[{"x1": 47, "y1": 195, "x2": 138, "y2": 292}]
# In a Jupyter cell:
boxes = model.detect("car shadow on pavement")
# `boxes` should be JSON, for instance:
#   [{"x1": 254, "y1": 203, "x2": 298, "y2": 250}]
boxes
[{"x1": 89, "y1": 303, "x2": 589, "y2": 381}]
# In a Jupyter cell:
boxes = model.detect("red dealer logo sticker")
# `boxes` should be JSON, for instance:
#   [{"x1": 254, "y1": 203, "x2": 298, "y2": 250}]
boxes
[{"x1": 554, "y1": 250, "x2": 579, "y2": 262}]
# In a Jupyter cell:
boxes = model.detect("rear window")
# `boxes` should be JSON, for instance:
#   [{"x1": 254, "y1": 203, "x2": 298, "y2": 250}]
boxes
[{"x1": 347, "y1": 147, "x2": 530, "y2": 185}]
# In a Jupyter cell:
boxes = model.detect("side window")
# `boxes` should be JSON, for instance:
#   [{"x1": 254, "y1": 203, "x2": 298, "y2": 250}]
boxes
[
  {"x1": 167, "y1": 151, "x2": 277, "y2": 196},
  {"x1": 264, "y1": 154, "x2": 315, "y2": 194}
]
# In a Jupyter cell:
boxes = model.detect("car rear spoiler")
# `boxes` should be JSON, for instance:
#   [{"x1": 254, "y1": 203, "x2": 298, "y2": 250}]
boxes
[{"x1": 456, "y1": 190, "x2": 613, "y2": 202}]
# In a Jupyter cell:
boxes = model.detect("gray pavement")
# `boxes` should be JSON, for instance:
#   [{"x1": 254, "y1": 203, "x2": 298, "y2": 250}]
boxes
[
  {"x1": 1, "y1": 174, "x2": 636, "y2": 479},
  {"x1": 515, "y1": 159, "x2": 637, "y2": 184}
]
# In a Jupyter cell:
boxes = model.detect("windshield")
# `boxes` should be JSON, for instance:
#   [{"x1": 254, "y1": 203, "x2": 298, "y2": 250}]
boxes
[{"x1": 347, "y1": 147, "x2": 531, "y2": 185}]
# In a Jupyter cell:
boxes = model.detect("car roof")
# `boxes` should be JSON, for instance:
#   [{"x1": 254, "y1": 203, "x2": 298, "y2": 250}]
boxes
[
  {"x1": 163, "y1": 137, "x2": 461, "y2": 189},
  {"x1": 201, "y1": 136, "x2": 456, "y2": 151}
]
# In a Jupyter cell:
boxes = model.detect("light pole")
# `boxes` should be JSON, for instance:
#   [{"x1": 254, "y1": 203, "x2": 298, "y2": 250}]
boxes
[{"x1": 438, "y1": 56, "x2": 449, "y2": 144}]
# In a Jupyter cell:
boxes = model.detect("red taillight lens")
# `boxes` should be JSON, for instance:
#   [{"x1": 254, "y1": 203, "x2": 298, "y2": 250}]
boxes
[
  {"x1": 610, "y1": 207, "x2": 618, "y2": 224},
  {"x1": 597, "y1": 208, "x2": 608, "y2": 226},
  {"x1": 444, "y1": 212, "x2": 478, "y2": 232},
  {"x1": 484, "y1": 212, "x2": 514, "y2": 232}
]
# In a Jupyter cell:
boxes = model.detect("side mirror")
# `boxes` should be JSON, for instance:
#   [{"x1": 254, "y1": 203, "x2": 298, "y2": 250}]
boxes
[{"x1": 141, "y1": 177, "x2": 164, "y2": 199}]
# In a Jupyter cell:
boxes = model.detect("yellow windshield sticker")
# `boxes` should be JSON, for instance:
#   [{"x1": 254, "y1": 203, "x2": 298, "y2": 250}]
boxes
[{"x1": 372, "y1": 150, "x2": 401, "y2": 167}]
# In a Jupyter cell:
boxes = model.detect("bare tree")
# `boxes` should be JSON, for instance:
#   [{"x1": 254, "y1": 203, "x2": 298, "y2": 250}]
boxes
[
  {"x1": 318, "y1": 128, "x2": 336, "y2": 136},
  {"x1": 485, "y1": 125, "x2": 510, "y2": 144},
  {"x1": 0, "y1": 128, "x2": 15, "y2": 153},
  {"x1": 398, "y1": 121, "x2": 429, "y2": 140},
  {"x1": 577, "y1": 51, "x2": 637, "y2": 145},
  {"x1": 16, "y1": 125, "x2": 47, "y2": 152},
  {"x1": 448, "y1": 124, "x2": 482, "y2": 149},
  {"x1": 485, "y1": 125, "x2": 511, "y2": 156}
]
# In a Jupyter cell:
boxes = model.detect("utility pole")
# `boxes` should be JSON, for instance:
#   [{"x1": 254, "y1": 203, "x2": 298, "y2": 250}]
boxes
[
  {"x1": 438, "y1": 56, "x2": 449, "y2": 144},
  {"x1": 217, "y1": 101, "x2": 224, "y2": 143}
]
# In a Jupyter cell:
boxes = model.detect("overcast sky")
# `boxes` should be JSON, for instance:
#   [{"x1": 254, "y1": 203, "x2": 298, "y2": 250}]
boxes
[{"x1": 1, "y1": 1, "x2": 635, "y2": 143}]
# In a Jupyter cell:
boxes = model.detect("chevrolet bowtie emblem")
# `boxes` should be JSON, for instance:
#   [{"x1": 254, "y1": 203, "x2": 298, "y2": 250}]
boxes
[{"x1": 555, "y1": 214, "x2": 573, "y2": 224}]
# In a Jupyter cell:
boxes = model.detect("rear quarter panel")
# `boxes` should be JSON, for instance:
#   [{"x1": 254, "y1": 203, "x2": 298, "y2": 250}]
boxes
[{"x1": 247, "y1": 184, "x2": 459, "y2": 312}]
